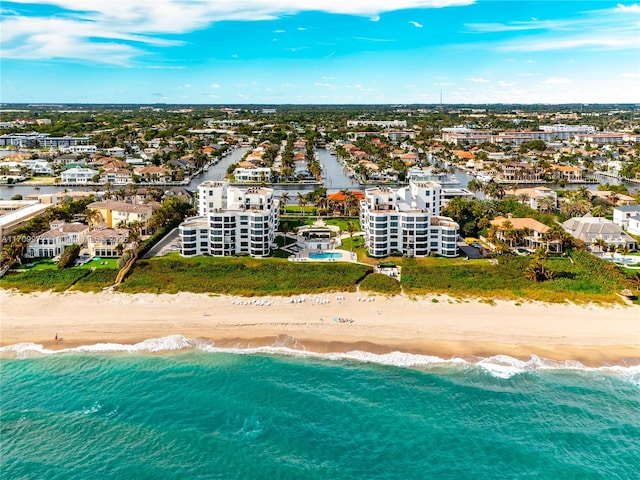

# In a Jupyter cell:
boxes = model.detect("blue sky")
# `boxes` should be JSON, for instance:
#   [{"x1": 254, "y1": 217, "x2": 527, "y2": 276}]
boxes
[{"x1": 1, "y1": 0, "x2": 639, "y2": 104}]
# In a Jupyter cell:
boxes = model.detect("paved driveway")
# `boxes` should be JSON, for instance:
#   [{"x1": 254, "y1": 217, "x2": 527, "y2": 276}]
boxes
[{"x1": 144, "y1": 227, "x2": 180, "y2": 258}]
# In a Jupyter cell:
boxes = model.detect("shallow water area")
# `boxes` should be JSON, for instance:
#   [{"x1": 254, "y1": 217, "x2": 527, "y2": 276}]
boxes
[{"x1": 2, "y1": 340, "x2": 640, "y2": 479}]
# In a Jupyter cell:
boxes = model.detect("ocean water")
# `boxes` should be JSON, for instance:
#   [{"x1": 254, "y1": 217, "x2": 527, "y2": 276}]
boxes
[{"x1": 1, "y1": 337, "x2": 639, "y2": 480}]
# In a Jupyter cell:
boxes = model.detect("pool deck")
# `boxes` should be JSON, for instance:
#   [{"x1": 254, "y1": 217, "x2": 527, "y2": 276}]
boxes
[{"x1": 289, "y1": 249, "x2": 357, "y2": 263}]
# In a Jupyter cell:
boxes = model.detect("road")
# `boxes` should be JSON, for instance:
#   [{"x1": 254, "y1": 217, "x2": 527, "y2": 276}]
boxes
[{"x1": 143, "y1": 227, "x2": 180, "y2": 258}]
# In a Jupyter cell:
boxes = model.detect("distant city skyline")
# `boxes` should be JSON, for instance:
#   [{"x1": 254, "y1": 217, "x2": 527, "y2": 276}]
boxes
[{"x1": 1, "y1": 1, "x2": 639, "y2": 104}]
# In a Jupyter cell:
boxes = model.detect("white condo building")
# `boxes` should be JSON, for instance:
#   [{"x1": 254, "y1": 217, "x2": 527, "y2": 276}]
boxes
[
  {"x1": 179, "y1": 180, "x2": 279, "y2": 257},
  {"x1": 360, "y1": 181, "x2": 459, "y2": 258}
]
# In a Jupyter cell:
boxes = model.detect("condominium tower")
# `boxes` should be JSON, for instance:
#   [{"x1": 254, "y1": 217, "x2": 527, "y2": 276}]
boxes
[
  {"x1": 360, "y1": 181, "x2": 459, "y2": 257},
  {"x1": 179, "y1": 180, "x2": 279, "y2": 257}
]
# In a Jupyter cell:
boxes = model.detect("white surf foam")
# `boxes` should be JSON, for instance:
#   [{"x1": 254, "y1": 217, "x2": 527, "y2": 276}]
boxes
[{"x1": 2, "y1": 336, "x2": 638, "y2": 384}]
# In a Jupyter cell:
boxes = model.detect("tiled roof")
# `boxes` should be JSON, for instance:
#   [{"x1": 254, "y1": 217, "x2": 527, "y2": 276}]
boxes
[{"x1": 491, "y1": 216, "x2": 551, "y2": 233}]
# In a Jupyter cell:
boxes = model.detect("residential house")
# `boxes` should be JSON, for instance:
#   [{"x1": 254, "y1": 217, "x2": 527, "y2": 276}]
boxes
[
  {"x1": 490, "y1": 216, "x2": 561, "y2": 252},
  {"x1": 591, "y1": 191, "x2": 636, "y2": 206},
  {"x1": 562, "y1": 214, "x2": 637, "y2": 251},
  {"x1": 87, "y1": 227, "x2": 131, "y2": 257},
  {"x1": 106, "y1": 147, "x2": 126, "y2": 157},
  {"x1": 87, "y1": 200, "x2": 156, "y2": 233},
  {"x1": 100, "y1": 167, "x2": 133, "y2": 185},
  {"x1": 613, "y1": 205, "x2": 640, "y2": 235},
  {"x1": 134, "y1": 166, "x2": 173, "y2": 184},
  {"x1": 60, "y1": 167, "x2": 99, "y2": 184},
  {"x1": 497, "y1": 162, "x2": 543, "y2": 183},
  {"x1": 232, "y1": 166, "x2": 272, "y2": 183},
  {"x1": 550, "y1": 165, "x2": 583, "y2": 183},
  {"x1": 506, "y1": 186, "x2": 557, "y2": 211},
  {"x1": 26, "y1": 221, "x2": 89, "y2": 258}
]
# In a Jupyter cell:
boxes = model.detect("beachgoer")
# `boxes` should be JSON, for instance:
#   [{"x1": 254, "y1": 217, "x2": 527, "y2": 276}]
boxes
[{"x1": 55, "y1": 333, "x2": 58, "y2": 341}]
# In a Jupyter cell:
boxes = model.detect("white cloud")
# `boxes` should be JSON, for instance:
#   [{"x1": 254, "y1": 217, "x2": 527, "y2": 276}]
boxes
[
  {"x1": 466, "y1": 77, "x2": 490, "y2": 83},
  {"x1": 621, "y1": 72, "x2": 640, "y2": 78},
  {"x1": 542, "y1": 77, "x2": 571, "y2": 85},
  {"x1": 498, "y1": 80, "x2": 517, "y2": 87},
  {"x1": 184, "y1": 84, "x2": 192, "y2": 88},
  {"x1": 616, "y1": 3, "x2": 640, "y2": 12},
  {"x1": 516, "y1": 72, "x2": 537, "y2": 77},
  {"x1": 1, "y1": 0, "x2": 474, "y2": 62},
  {"x1": 470, "y1": 5, "x2": 640, "y2": 54},
  {"x1": 409, "y1": 21, "x2": 423, "y2": 28},
  {"x1": 210, "y1": 83, "x2": 221, "y2": 88}
]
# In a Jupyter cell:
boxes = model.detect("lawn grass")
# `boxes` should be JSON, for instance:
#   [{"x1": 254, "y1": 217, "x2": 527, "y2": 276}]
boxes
[
  {"x1": 119, "y1": 255, "x2": 372, "y2": 295},
  {"x1": 2, "y1": 258, "x2": 120, "y2": 292}
]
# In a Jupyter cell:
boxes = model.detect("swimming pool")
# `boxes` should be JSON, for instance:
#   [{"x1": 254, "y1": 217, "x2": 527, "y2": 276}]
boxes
[{"x1": 309, "y1": 252, "x2": 343, "y2": 259}]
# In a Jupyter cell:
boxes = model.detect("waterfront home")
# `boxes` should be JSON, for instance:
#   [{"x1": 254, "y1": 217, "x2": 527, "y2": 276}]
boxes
[
  {"x1": 613, "y1": 205, "x2": 640, "y2": 235},
  {"x1": 133, "y1": 166, "x2": 173, "y2": 184},
  {"x1": 550, "y1": 165, "x2": 583, "y2": 183},
  {"x1": 562, "y1": 214, "x2": 637, "y2": 251},
  {"x1": 591, "y1": 191, "x2": 636, "y2": 206},
  {"x1": 360, "y1": 181, "x2": 459, "y2": 258},
  {"x1": 60, "y1": 167, "x2": 99, "y2": 184},
  {"x1": 232, "y1": 166, "x2": 272, "y2": 183},
  {"x1": 26, "y1": 221, "x2": 89, "y2": 258},
  {"x1": 505, "y1": 186, "x2": 557, "y2": 211},
  {"x1": 489, "y1": 216, "x2": 561, "y2": 252},
  {"x1": 179, "y1": 180, "x2": 279, "y2": 257},
  {"x1": 87, "y1": 227, "x2": 131, "y2": 257},
  {"x1": 100, "y1": 167, "x2": 133, "y2": 185},
  {"x1": 497, "y1": 162, "x2": 543, "y2": 183},
  {"x1": 87, "y1": 201, "x2": 156, "y2": 233}
]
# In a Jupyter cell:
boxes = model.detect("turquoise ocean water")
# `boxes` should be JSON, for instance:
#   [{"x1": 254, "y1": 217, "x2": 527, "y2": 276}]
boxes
[{"x1": 2, "y1": 336, "x2": 639, "y2": 480}]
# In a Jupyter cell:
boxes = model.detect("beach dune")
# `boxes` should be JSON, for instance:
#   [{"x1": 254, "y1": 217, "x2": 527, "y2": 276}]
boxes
[{"x1": 1, "y1": 290, "x2": 638, "y2": 366}]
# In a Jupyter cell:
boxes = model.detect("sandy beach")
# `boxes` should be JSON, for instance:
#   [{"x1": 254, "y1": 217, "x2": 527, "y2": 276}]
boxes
[{"x1": 1, "y1": 289, "x2": 638, "y2": 366}]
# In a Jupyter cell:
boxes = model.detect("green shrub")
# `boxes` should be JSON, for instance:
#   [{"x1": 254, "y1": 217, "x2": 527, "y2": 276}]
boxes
[
  {"x1": 119, "y1": 256, "x2": 371, "y2": 295},
  {"x1": 359, "y1": 273, "x2": 401, "y2": 294},
  {"x1": 58, "y1": 244, "x2": 81, "y2": 269}
]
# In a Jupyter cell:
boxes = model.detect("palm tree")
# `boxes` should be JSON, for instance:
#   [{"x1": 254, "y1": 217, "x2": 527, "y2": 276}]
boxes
[
  {"x1": 345, "y1": 192, "x2": 360, "y2": 217},
  {"x1": 537, "y1": 195, "x2": 556, "y2": 214},
  {"x1": 576, "y1": 186, "x2": 590, "y2": 200},
  {"x1": 521, "y1": 227, "x2": 533, "y2": 249},
  {"x1": 297, "y1": 192, "x2": 308, "y2": 218},
  {"x1": 315, "y1": 197, "x2": 328, "y2": 217},
  {"x1": 279, "y1": 192, "x2": 289, "y2": 214},
  {"x1": 591, "y1": 204, "x2": 605, "y2": 217},
  {"x1": 524, "y1": 247, "x2": 554, "y2": 282},
  {"x1": 593, "y1": 237, "x2": 607, "y2": 254},
  {"x1": 2, "y1": 238, "x2": 27, "y2": 267},
  {"x1": 338, "y1": 189, "x2": 351, "y2": 216},
  {"x1": 467, "y1": 179, "x2": 482, "y2": 195},
  {"x1": 84, "y1": 209, "x2": 104, "y2": 229},
  {"x1": 607, "y1": 191, "x2": 620, "y2": 206},
  {"x1": 345, "y1": 221, "x2": 356, "y2": 253}
]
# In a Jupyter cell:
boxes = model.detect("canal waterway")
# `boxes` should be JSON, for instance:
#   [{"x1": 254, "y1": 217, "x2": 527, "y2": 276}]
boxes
[{"x1": 0, "y1": 147, "x2": 635, "y2": 200}]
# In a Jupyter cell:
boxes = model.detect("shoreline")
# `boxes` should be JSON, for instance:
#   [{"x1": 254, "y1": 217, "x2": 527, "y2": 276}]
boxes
[{"x1": 1, "y1": 290, "x2": 638, "y2": 367}]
